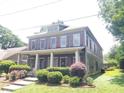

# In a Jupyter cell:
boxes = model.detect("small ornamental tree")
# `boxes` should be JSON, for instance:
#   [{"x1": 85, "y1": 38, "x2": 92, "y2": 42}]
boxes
[
  {"x1": 70, "y1": 62, "x2": 86, "y2": 78},
  {"x1": 0, "y1": 60, "x2": 16, "y2": 73}
]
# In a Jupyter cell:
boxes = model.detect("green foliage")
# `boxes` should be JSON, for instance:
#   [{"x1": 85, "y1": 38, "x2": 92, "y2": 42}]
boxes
[
  {"x1": 0, "y1": 60, "x2": 16, "y2": 73},
  {"x1": 86, "y1": 77, "x2": 94, "y2": 86},
  {"x1": 106, "y1": 67, "x2": 116, "y2": 71},
  {"x1": 119, "y1": 59, "x2": 124, "y2": 69},
  {"x1": 69, "y1": 77, "x2": 81, "y2": 87},
  {"x1": 0, "y1": 25, "x2": 25, "y2": 49},
  {"x1": 36, "y1": 69, "x2": 49, "y2": 83},
  {"x1": 70, "y1": 62, "x2": 86, "y2": 78},
  {"x1": 47, "y1": 71, "x2": 63, "y2": 84},
  {"x1": 9, "y1": 64, "x2": 31, "y2": 71},
  {"x1": 63, "y1": 75, "x2": 70, "y2": 84},
  {"x1": 104, "y1": 43, "x2": 124, "y2": 67},
  {"x1": 47, "y1": 67, "x2": 70, "y2": 76},
  {"x1": 98, "y1": 0, "x2": 124, "y2": 40}
]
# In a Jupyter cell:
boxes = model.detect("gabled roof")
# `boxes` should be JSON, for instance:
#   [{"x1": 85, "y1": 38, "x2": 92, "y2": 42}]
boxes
[{"x1": 0, "y1": 46, "x2": 27, "y2": 60}]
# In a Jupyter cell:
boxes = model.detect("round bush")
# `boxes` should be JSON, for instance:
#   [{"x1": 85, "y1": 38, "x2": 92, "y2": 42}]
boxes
[
  {"x1": 0, "y1": 60, "x2": 16, "y2": 73},
  {"x1": 9, "y1": 64, "x2": 31, "y2": 71},
  {"x1": 63, "y1": 75, "x2": 70, "y2": 84},
  {"x1": 69, "y1": 77, "x2": 81, "y2": 87},
  {"x1": 70, "y1": 62, "x2": 86, "y2": 78},
  {"x1": 47, "y1": 71, "x2": 63, "y2": 84},
  {"x1": 36, "y1": 69, "x2": 49, "y2": 83}
]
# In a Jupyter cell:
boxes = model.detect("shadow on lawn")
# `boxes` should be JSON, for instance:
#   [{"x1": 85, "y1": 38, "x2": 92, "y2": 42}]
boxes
[
  {"x1": 110, "y1": 74, "x2": 124, "y2": 86},
  {"x1": 90, "y1": 73, "x2": 103, "y2": 80}
]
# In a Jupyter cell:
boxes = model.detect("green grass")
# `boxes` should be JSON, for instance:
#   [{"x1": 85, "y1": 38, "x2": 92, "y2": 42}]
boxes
[
  {"x1": 105, "y1": 69, "x2": 122, "y2": 77},
  {"x1": 14, "y1": 69, "x2": 124, "y2": 93}
]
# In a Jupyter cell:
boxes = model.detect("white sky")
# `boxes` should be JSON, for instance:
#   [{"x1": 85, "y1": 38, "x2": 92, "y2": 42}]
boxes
[{"x1": 0, "y1": 0, "x2": 115, "y2": 54}]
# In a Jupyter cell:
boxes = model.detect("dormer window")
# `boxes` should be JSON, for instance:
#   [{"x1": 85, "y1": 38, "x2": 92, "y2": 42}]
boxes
[{"x1": 40, "y1": 26, "x2": 48, "y2": 32}]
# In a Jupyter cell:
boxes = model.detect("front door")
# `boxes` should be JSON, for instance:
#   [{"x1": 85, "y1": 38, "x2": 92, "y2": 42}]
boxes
[
  {"x1": 60, "y1": 57, "x2": 67, "y2": 67},
  {"x1": 39, "y1": 58, "x2": 46, "y2": 69}
]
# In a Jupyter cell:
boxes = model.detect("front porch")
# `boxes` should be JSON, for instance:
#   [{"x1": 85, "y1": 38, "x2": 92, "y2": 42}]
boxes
[{"x1": 17, "y1": 47, "x2": 86, "y2": 70}]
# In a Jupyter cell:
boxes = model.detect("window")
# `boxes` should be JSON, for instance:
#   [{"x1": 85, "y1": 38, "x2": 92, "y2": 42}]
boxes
[
  {"x1": 60, "y1": 57, "x2": 67, "y2": 67},
  {"x1": 92, "y1": 41, "x2": 94, "y2": 51},
  {"x1": 40, "y1": 39, "x2": 45, "y2": 49},
  {"x1": 60, "y1": 35, "x2": 67, "y2": 47},
  {"x1": 31, "y1": 40, "x2": 36, "y2": 50},
  {"x1": 86, "y1": 35, "x2": 89, "y2": 47},
  {"x1": 50, "y1": 37, "x2": 56, "y2": 48},
  {"x1": 73, "y1": 57, "x2": 75, "y2": 63},
  {"x1": 90, "y1": 39, "x2": 92, "y2": 50},
  {"x1": 73, "y1": 33, "x2": 80, "y2": 47},
  {"x1": 95, "y1": 61, "x2": 99, "y2": 71},
  {"x1": 94, "y1": 44, "x2": 96, "y2": 53},
  {"x1": 53, "y1": 57, "x2": 59, "y2": 67}
]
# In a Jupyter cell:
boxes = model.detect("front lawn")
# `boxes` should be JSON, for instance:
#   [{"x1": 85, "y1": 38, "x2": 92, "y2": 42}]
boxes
[{"x1": 14, "y1": 69, "x2": 124, "y2": 93}]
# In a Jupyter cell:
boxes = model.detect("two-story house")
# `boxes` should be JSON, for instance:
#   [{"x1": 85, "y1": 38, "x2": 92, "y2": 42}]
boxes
[{"x1": 18, "y1": 21, "x2": 103, "y2": 74}]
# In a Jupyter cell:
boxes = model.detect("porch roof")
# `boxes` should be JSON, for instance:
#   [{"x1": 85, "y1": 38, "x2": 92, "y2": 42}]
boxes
[{"x1": 20, "y1": 47, "x2": 85, "y2": 55}]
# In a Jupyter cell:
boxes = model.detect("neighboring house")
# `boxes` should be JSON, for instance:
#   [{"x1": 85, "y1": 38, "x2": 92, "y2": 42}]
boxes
[
  {"x1": 0, "y1": 46, "x2": 27, "y2": 64},
  {"x1": 19, "y1": 21, "x2": 103, "y2": 74}
]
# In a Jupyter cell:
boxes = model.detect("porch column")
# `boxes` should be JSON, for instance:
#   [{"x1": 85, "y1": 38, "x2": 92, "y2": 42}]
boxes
[
  {"x1": 50, "y1": 52, "x2": 54, "y2": 67},
  {"x1": 35, "y1": 54, "x2": 39, "y2": 70},
  {"x1": 75, "y1": 50, "x2": 80, "y2": 62},
  {"x1": 17, "y1": 53, "x2": 21, "y2": 64}
]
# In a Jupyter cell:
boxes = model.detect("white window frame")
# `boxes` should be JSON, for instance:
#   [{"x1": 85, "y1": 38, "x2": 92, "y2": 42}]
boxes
[
  {"x1": 60, "y1": 35, "x2": 67, "y2": 48},
  {"x1": 50, "y1": 37, "x2": 56, "y2": 48},
  {"x1": 73, "y1": 33, "x2": 80, "y2": 47},
  {"x1": 40, "y1": 39, "x2": 45, "y2": 49},
  {"x1": 31, "y1": 40, "x2": 36, "y2": 50}
]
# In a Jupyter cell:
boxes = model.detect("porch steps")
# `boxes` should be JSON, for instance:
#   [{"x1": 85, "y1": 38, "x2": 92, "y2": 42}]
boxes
[
  {"x1": 0, "y1": 90, "x2": 12, "y2": 93},
  {"x1": 11, "y1": 80, "x2": 33, "y2": 86},
  {"x1": 24, "y1": 77, "x2": 38, "y2": 82},
  {"x1": 0, "y1": 77, "x2": 36, "y2": 93},
  {"x1": 1, "y1": 85, "x2": 23, "y2": 91}
]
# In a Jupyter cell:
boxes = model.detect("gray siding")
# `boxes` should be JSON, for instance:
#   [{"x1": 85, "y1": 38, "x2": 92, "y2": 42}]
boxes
[{"x1": 29, "y1": 31, "x2": 85, "y2": 50}]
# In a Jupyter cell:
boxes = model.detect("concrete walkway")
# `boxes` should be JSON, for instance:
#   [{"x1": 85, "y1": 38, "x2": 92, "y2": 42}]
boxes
[{"x1": 0, "y1": 77, "x2": 37, "y2": 93}]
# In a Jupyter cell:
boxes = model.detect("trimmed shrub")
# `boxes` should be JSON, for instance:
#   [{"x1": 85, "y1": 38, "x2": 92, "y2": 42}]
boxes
[
  {"x1": 86, "y1": 77, "x2": 94, "y2": 86},
  {"x1": 69, "y1": 77, "x2": 81, "y2": 87},
  {"x1": 47, "y1": 71, "x2": 63, "y2": 84},
  {"x1": 9, "y1": 64, "x2": 31, "y2": 71},
  {"x1": 47, "y1": 67, "x2": 70, "y2": 76},
  {"x1": 36, "y1": 69, "x2": 49, "y2": 83},
  {"x1": 63, "y1": 75, "x2": 70, "y2": 84},
  {"x1": 0, "y1": 60, "x2": 16, "y2": 73},
  {"x1": 70, "y1": 62, "x2": 86, "y2": 78}
]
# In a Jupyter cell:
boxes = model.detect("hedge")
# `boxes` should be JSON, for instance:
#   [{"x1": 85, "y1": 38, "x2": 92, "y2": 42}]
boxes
[
  {"x1": 0, "y1": 60, "x2": 16, "y2": 73},
  {"x1": 69, "y1": 76, "x2": 81, "y2": 87},
  {"x1": 9, "y1": 64, "x2": 31, "y2": 71},
  {"x1": 36, "y1": 69, "x2": 49, "y2": 83},
  {"x1": 47, "y1": 67, "x2": 70, "y2": 76},
  {"x1": 47, "y1": 71, "x2": 63, "y2": 84}
]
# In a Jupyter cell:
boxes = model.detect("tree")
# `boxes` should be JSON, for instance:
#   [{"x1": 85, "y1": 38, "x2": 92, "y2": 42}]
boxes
[
  {"x1": 0, "y1": 25, "x2": 25, "y2": 49},
  {"x1": 98, "y1": 0, "x2": 124, "y2": 40}
]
